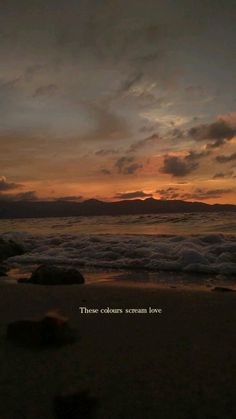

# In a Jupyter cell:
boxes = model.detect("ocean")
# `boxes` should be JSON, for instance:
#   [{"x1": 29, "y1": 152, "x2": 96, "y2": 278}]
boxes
[{"x1": 1, "y1": 212, "x2": 236, "y2": 287}]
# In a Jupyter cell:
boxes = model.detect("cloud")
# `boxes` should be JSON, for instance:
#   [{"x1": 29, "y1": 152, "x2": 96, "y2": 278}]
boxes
[
  {"x1": 212, "y1": 172, "x2": 225, "y2": 179},
  {"x1": 156, "y1": 187, "x2": 180, "y2": 200},
  {"x1": 114, "y1": 156, "x2": 143, "y2": 175},
  {"x1": 180, "y1": 188, "x2": 233, "y2": 201},
  {"x1": 160, "y1": 150, "x2": 209, "y2": 177},
  {"x1": 0, "y1": 191, "x2": 38, "y2": 201},
  {"x1": 160, "y1": 155, "x2": 195, "y2": 177},
  {"x1": 114, "y1": 191, "x2": 153, "y2": 199},
  {"x1": 1, "y1": 1, "x2": 236, "y2": 204},
  {"x1": 95, "y1": 148, "x2": 119, "y2": 156},
  {"x1": 128, "y1": 133, "x2": 159, "y2": 152},
  {"x1": 168, "y1": 128, "x2": 185, "y2": 141},
  {"x1": 160, "y1": 155, "x2": 197, "y2": 177},
  {"x1": 115, "y1": 156, "x2": 134, "y2": 172},
  {"x1": 157, "y1": 186, "x2": 233, "y2": 201},
  {"x1": 212, "y1": 171, "x2": 234, "y2": 179},
  {"x1": 216, "y1": 152, "x2": 236, "y2": 163},
  {"x1": 123, "y1": 162, "x2": 143, "y2": 174},
  {"x1": 118, "y1": 72, "x2": 143, "y2": 96},
  {"x1": 0, "y1": 176, "x2": 38, "y2": 201},
  {"x1": 189, "y1": 118, "x2": 236, "y2": 148},
  {"x1": 54, "y1": 195, "x2": 83, "y2": 202},
  {"x1": 0, "y1": 176, "x2": 22, "y2": 191}
]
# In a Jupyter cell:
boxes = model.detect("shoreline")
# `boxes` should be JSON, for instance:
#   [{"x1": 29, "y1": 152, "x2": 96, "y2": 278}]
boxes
[{"x1": 2, "y1": 267, "x2": 236, "y2": 293}]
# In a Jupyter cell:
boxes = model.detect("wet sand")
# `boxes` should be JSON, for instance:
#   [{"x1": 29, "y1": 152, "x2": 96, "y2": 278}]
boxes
[{"x1": 0, "y1": 281, "x2": 236, "y2": 419}]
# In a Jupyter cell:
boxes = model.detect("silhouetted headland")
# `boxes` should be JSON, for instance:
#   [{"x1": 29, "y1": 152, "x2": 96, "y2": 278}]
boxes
[{"x1": 0, "y1": 197, "x2": 236, "y2": 219}]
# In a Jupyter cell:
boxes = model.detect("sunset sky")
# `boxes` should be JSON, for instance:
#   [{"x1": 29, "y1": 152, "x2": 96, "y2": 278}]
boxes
[{"x1": 0, "y1": 0, "x2": 236, "y2": 204}]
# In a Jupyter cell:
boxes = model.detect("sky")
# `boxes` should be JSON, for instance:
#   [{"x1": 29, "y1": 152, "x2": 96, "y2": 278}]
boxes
[{"x1": 0, "y1": 0, "x2": 236, "y2": 204}]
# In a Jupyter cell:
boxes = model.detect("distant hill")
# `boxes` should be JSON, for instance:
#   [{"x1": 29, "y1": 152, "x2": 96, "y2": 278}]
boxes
[{"x1": 0, "y1": 197, "x2": 236, "y2": 219}]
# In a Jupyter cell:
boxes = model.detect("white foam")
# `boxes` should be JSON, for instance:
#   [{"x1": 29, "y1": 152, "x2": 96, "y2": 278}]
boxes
[{"x1": 2, "y1": 232, "x2": 236, "y2": 276}]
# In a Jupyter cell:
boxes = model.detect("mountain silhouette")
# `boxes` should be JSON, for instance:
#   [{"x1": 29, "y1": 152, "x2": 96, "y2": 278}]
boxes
[{"x1": 0, "y1": 198, "x2": 236, "y2": 219}]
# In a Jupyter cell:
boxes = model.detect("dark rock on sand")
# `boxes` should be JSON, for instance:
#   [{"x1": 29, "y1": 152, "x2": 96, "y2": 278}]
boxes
[
  {"x1": 0, "y1": 264, "x2": 7, "y2": 276},
  {"x1": 21, "y1": 264, "x2": 85, "y2": 285},
  {"x1": 54, "y1": 390, "x2": 99, "y2": 419},
  {"x1": 212, "y1": 286, "x2": 235, "y2": 292},
  {"x1": 7, "y1": 312, "x2": 76, "y2": 347},
  {"x1": 0, "y1": 237, "x2": 24, "y2": 262}
]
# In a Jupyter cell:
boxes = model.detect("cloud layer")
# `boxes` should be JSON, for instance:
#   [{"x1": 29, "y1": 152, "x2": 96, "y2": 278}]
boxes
[{"x1": 0, "y1": 1, "x2": 236, "y2": 203}]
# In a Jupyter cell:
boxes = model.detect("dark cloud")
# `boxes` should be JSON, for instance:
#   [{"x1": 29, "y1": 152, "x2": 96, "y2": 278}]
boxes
[
  {"x1": 114, "y1": 156, "x2": 143, "y2": 175},
  {"x1": 115, "y1": 191, "x2": 152, "y2": 199},
  {"x1": 54, "y1": 195, "x2": 83, "y2": 202},
  {"x1": 160, "y1": 155, "x2": 195, "y2": 177},
  {"x1": 17, "y1": 191, "x2": 38, "y2": 201},
  {"x1": 123, "y1": 162, "x2": 143, "y2": 174},
  {"x1": 212, "y1": 171, "x2": 234, "y2": 179},
  {"x1": 160, "y1": 150, "x2": 209, "y2": 177},
  {"x1": 160, "y1": 155, "x2": 198, "y2": 177},
  {"x1": 95, "y1": 148, "x2": 119, "y2": 156},
  {"x1": 169, "y1": 128, "x2": 185, "y2": 141},
  {"x1": 118, "y1": 72, "x2": 143, "y2": 95},
  {"x1": 180, "y1": 188, "x2": 233, "y2": 201},
  {"x1": 156, "y1": 187, "x2": 180, "y2": 200},
  {"x1": 216, "y1": 152, "x2": 236, "y2": 163},
  {"x1": 0, "y1": 176, "x2": 38, "y2": 201},
  {"x1": 115, "y1": 156, "x2": 134, "y2": 172},
  {"x1": 128, "y1": 133, "x2": 159, "y2": 153},
  {"x1": 0, "y1": 191, "x2": 38, "y2": 201},
  {"x1": 157, "y1": 186, "x2": 233, "y2": 201},
  {"x1": 0, "y1": 176, "x2": 21, "y2": 191},
  {"x1": 189, "y1": 119, "x2": 236, "y2": 148},
  {"x1": 212, "y1": 172, "x2": 225, "y2": 179}
]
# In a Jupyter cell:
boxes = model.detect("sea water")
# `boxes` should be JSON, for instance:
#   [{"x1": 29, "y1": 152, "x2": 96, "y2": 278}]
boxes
[{"x1": 1, "y1": 212, "x2": 236, "y2": 286}]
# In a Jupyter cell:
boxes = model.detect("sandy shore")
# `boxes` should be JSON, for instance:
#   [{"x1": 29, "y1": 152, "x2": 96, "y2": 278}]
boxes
[{"x1": 0, "y1": 280, "x2": 236, "y2": 419}]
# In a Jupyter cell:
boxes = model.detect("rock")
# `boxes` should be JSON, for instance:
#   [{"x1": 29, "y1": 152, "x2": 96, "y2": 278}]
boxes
[
  {"x1": 0, "y1": 237, "x2": 24, "y2": 262},
  {"x1": 212, "y1": 286, "x2": 235, "y2": 293},
  {"x1": 23, "y1": 264, "x2": 85, "y2": 285},
  {"x1": 54, "y1": 390, "x2": 99, "y2": 419},
  {"x1": 0, "y1": 264, "x2": 7, "y2": 276},
  {"x1": 7, "y1": 312, "x2": 76, "y2": 347}
]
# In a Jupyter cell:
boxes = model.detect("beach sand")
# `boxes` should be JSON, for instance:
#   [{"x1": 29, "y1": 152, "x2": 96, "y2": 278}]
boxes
[{"x1": 0, "y1": 280, "x2": 235, "y2": 419}]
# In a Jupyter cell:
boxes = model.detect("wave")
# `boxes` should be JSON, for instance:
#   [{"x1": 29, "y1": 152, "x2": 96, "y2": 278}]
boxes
[
  {"x1": 1, "y1": 212, "x2": 236, "y2": 236},
  {"x1": 2, "y1": 232, "x2": 236, "y2": 277}
]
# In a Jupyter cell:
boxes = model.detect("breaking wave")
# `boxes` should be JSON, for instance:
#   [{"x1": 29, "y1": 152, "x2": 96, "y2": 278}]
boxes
[{"x1": 2, "y1": 232, "x2": 236, "y2": 277}]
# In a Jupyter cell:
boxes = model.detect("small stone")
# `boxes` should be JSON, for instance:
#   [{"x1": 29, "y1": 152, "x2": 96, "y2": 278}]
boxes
[{"x1": 23, "y1": 264, "x2": 85, "y2": 285}]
